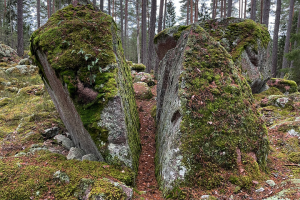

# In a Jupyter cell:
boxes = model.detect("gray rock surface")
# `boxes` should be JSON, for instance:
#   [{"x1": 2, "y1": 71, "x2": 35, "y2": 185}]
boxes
[
  {"x1": 54, "y1": 134, "x2": 75, "y2": 150},
  {"x1": 0, "y1": 43, "x2": 19, "y2": 62},
  {"x1": 42, "y1": 127, "x2": 59, "y2": 139},
  {"x1": 67, "y1": 147, "x2": 85, "y2": 160},
  {"x1": 82, "y1": 154, "x2": 98, "y2": 161},
  {"x1": 266, "y1": 180, "x2": 276, "y2": 187},
  {"x1": 53, "y1": 170, "x2": 70, "y2": 183}
]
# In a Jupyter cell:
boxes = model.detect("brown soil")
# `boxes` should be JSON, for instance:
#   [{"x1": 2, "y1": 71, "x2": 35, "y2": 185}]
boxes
[{"x1": 134, "y1": 85, "x2": 164, "y2": 199}]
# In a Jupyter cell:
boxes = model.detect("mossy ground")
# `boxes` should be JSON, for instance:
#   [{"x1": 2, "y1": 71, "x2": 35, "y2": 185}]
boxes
[{"x1": 30, "y1": 4, "x2": 140, "y2": 172}]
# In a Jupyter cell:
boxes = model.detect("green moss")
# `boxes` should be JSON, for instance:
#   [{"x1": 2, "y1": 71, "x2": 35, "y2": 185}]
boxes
[
  {"x1": 89, "y1": 178, "x2": 126, "y2": 199},
  {"x1": 288, "y1": 152, "x2": 300, "y2": 164},
  {"x1": 268, "y1": 78, "x2": 298, "y2": 94},
  {"x1": 173, "y1": 25, "x2": 191, "y2": 40},
  {"x1": 30, "y1": 4, "x2": 141, "y2": 173},
  {"x1": 253, "y1": 87, "x2": 283, "y2": 101},
  {"x1": 131, "y1": 63, "x2": 146, "y2": 72},
  {"x1": 151, "y1": 105, "x2": 156, "y2": 119},
  {"x1": 165, "y1": 186, "x2": 187, "y2": 199}
]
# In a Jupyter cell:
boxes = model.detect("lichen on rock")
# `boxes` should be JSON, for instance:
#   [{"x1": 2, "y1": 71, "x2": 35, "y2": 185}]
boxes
[
  {"x1": 30, "y1": 3, "x2": 140, "y2": 172},
  {"x1": 154, "y1": 23, "x2": 269, "y2": 194},
  {"x1": 199, "y1": 18, "x2": 271, "y2": 94}
]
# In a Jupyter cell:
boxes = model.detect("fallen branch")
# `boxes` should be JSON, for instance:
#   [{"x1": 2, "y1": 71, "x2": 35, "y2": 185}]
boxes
[{"x1": 284, "y1": 164, "x2": 300, "y2": 167}]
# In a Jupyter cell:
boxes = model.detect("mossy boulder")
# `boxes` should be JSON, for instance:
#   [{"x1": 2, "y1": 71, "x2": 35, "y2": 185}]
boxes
[
  {"x1": 133, "y1": 82, "x2": 153, "y2": 100},
  {"x1": 131, "y1": 63, "x2": 146, "y2": 72},
  {"x1": 200, "y1": 18, "x2": 271, "y2": 94},
  {"x1": 154, "y1": 24, "x2": 269, "y2": 194},
  {"x1": 133, "y1": 72, "x2": 155, "y2": 86},
  {"x1": 0, "y1": 42, "x2": 19, "y2": 63},
  {"x1": 267, "y1": 78, "x2": 298, "y2": 94},
  {"x1": 30, "y1": 4, "x2": 140, "y2": 172}
]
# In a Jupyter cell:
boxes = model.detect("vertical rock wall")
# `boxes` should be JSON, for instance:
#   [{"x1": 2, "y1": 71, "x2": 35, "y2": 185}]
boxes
[{"x1": 155, "y1": 23, "x2": 269, "y2": 194}]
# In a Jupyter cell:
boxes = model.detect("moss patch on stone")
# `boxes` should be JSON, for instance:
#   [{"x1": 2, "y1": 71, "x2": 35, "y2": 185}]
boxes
[{"x1": 267, "y1": 78, "x2": 298, "y2": 94}]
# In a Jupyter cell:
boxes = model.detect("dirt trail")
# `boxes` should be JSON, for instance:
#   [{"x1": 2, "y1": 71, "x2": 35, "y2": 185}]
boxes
[{"x1": 135, "y1": 85, "x2": 164, "y2": 199}]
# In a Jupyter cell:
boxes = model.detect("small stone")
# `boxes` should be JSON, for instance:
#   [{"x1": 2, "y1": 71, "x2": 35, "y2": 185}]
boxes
[
  {"x1": 200, "y1": 195, "x2": 210, "y2": 199},
  {"x1": 82, "y1": 154, "x2": 98, "y2": 161},
  {"x1": 14, "y1": 152, "x2": 27, "y2": 157},
  {"x1": 266, "y1": 180, "x2": 276, "y2": 187},
  {"x1": 255, "y1": 187, "x2": 264, "y2": 193},
  {"x1": 42, "y1": 127, "x2": 59, "y2": 139},
  {"x1": 275, "y1": 97, "x2": 289, "y2": 108},
  {"x1": 18, "y1": 58, "x2": 30, "y2": 65},
  {"x1": 67, "y1": 147, "x2": 85, "y2": 160},
  {"x1": 252, "y1": 180, "x2": 259, "y2": 185},
  {"x1": 54, "y1": 134, "x2": 74, "y2": 150},
  {"x1": 53, "y1": 170, "x2": 70, "y2": 183}
]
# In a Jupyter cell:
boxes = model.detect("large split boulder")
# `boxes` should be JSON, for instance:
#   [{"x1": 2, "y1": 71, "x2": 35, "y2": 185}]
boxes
[
  {"x1": 0, "y1": 43, "x2": 19, "y2": 63},
  {"x1": 154, "y1": 24, "x2": 269, "y2": 194},
  {"x1": 200, "y1": 18, "x2": 271, "y2": 94},
  {"x1": 30, "y1": 4, "x2": 141, "y2": 171}
]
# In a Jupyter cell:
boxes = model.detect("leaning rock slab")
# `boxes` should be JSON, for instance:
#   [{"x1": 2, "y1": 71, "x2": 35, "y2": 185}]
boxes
[
  {"x1": 200, "y1": 18, "x2": 271, "y2": 94},
  {"x1": 154, "y1": 24, "x2": 269, "y2": 193},
  {"x1": 30, "y1": 4, "x2": 140, "y2": 171}
]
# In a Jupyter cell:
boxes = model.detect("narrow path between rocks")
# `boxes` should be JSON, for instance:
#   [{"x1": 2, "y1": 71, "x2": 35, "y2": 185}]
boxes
[{"x1": 135, "y1": 85, "x2": 164, "y2": 199}]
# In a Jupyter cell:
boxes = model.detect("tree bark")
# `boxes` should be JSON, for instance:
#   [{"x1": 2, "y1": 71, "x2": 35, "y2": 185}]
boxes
[
  {"x1": 141, "y1": 0, "x2": 147, "y2": 64},
  {"x1": 260, "y1": 0, "x2": 263, "y2": 23},
  {"x1": 37, "y1": 0, "x2": 40, "y2": 28},
  {"x1": 59, "y1": 0, "x2": 61, "y2": 9},
  {"x1": 146, "y1": 0, "x2": 156, "y2": 72},
  {"x1": 120, "y1": 0, "x2": 124, "y2": 46},
  {"x1": 112, "y1": 0, "x2": 114, "y2": 19},
  {"x1": 163, "y1": 0, "x2": 167, "y2": 29},
  {"x1": 187, "y1": 0, "x2": 190, "y2": 25},
  {"x1": 244, "y1": 0, "x2": 247, "y2": 18},
  {"x1": 108, "y1": 0, "x2": 111, "y2": 15},
  {"x1": 271, "y1": 0, "x2": 281, "y2": 77},
  {"x1": 262, "y1": 0, "x2": 270, "y2": 28},
  {"x1": 190, "y1": 0, "x2": 193, "y2": 24},
  {"x1": 125, "y1": 0, "x2": 128, "y2": 55},
  {"x1": 281, "y1": 0, "x2": 295, "y2": 77},
  {"x1": 93, "y1": 0, "x2": 96, "y2": 6},
  {"x1": 250, "y1": 0, "x2": 256, "y2": 21},
  {"x1": 100, "y1": 0, "x2": 103, "y2": 11},
  {"x1": 227, "y1": 0, "x2": 232, "y2": 17},
  {"x1": 53, "y1": 0, "x2": 55, "y2": 14},
  {"x1": 290, "y1": 8, "x2": 300, "y2": 69},
  {"x1": 158, "y1": 0, "x2": 164, "y2": 33},
  {"x1": 221, "y1": 0, "x2": 223, "y2": 18},
  {"x1": 195, "y1": 0, "x2": 198, "y2": 22},
  {"x1": 137, "y1": 0, "x2": 141, "y2": 63},
  {"x1": 17, "y1": 0, "x2": 23, "y2": 57},
  {"x1": 47, "y1": 0, "x2": 50, "y2": 19},
  {"x1": 224, "y1": 0, "x2": 226, "y2": 17}
]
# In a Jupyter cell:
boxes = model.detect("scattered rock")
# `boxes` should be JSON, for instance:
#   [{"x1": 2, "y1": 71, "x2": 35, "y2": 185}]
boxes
[
  {"x1": 288, "y1": 129, "x2": 300, "y2": 137},
  {"x1": 82, "y1": 154, "x2": 98, "y2": 161},
  {"x1": 133, "y1": 82, "x2": 153, "y2": 100},
  {"x1": 133, "y1": 72, "x2": 155, "y2": 86},
  {"x1": 14, "y1": 152, "x2": 27, "y2": 157},
  {"x1": 18, "y1": 85, "x2": 44, "y2": 95},
  {"x1": 74, "y1": 178, "x2": 94, "y2": 200},
  {"x1": 275, "y1": 97, "x2": 289, "y2": 108},
  {"x1": 200, "y1": 195, "x2": 211, "y2": 199},
  {"x1": 54, "y1": 134, "x2": 74, "y2": 150},
  {"x1": 53, "y1": 170, "x2": 70, "y2": 183},
  {"x1": 42, "y1": 127, "x2": 59, "y2": 139},
  {"x1": 255, "y1": 187, "x2": 265, "y2": 193},
  {"x1": 0, "y1": 43, "x2": 19, "y2": 62},
  {"x1": 266, "y1": 180, "x2": 276, "y2": 187},
  {"x1": 67, "y1": 147, "x2": 85, "y2": 160},
  {"x1": 18, "y1": 58, "x2": 30, "y2": 65},
  {"x1": 5, "y1": 65, "x2": 38, "y2": 75},
  {"x1": 267, "y1": 78, "x2": 298, "y2": 94}
]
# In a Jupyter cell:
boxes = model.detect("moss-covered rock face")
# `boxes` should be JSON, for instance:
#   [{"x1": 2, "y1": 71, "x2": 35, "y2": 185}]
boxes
[
  {"x1": 30, "y1": 4, "x2": 140, "y2": 172},
  {"x1": 155, "y1": 24, "x2": 269, "y2": 194},
  {"x1": 267, "y1": 78, "x2": 298, "y2": 94},
  {"x1": 200, "y1": 18, "x2": 271, "y2": 94}
]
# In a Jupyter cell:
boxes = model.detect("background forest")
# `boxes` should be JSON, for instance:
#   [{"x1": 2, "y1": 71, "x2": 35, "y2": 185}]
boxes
[{"x1": 0, "y1": 0, "x2": 300, "y2": 82}]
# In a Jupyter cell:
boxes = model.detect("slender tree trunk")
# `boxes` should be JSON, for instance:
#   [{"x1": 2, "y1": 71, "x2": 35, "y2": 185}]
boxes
[
  {"x1": 227, "y1": 0, "x2": 232, "y2": 17},
  {"x1": 141, "y1": 0, "x2": 147, "y2": 64},
  {"x1": 37, "y1": 0, "x2": 40, "y2": 28},
  {"x1": 108, "y1": 0, "x2": 111, "y2": 15},
  {"x1": 187, "y1": 0, "x2": 190, "y2": 24},
  {"x1": 224, "y1": 0, "x2": 226, "y2": 17},
  {"x1": 112, "y1": 0, "x2": 114, "y2": 19},
  {"x1": 100, "y1": 0, "x2": 103, "y2": 11},
  {"x1": 212, "y1": 0, "x2": 215, "y2": 19},
  {"x1": 17, "y1": 0, "x2": 23, "y2": 57},
  {"x1": 290, "y1": 8, "x2": 300, "y2": 69},
  {"x1": 190, "y1": 0, "x2": 193, "y2": 24},
  {"x1": 137, "y1": 0, "x2": 141, "y2": 63},
  {"x1": 52, "y1": 0, "x2": 55, "y2": 14},
  {"x1": 195, "y1": 0, "x2": 198, "y2": 22},
  {"x1": 262, "y1": 0, "x2": 270, "y2": 28},
  {"x1": 59, "y1": 0, "x2": 61, "y2": 9},
  {"x1": 47, "y1": 0, "x2": 50, "y2": 19},
  {"x1": 281, "y1": 0, "x2": 295, "y2": 77},
  {"x1": 93, "y1": 0, "x2": 96, "y2": 6},
  {"x1": 125, "y1": 0, "x2": 128, "y2": 56},
  {"x1": 158, "y1": 0, "x2": 164, "y2": 32},
  {"x1": 163, "y1": 0, "x2": 167, "y2": 29},
  {"x1": 120, "y1": 0, "x2": 124, "y2": 46},
  {"x1": 244, "y1": 0, "x2": 246, "y2": 18},
  {"x1": 221, "y1": 0, "x2": 223, "y2": 18},
  {"x1": 146, "y1": 0, "x2": 156, "y2": 72},
  {"x1": 271, "y1": 0, "x2": 281, "y2": 77},
  {"x1": 260, "y1": 0, "x2": 263, "y2": 23},
  {"x1": 250, "y1": 0, "x2": 256, "y2": 21}
]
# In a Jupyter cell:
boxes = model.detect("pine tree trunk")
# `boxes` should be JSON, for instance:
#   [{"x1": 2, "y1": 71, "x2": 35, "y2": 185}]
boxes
[
  {"x1": 112, "y1": 0, "x2": 114, "y2": 19},
  {"x1": 137, "y1": 0, "x2": 141, "y2": 63},
  {"x1": 190, "y1": 0, "x2": 193, "y2": 24},
  {"x1": 260, "y1": 0, "x2": 263, "y2": 23},
  {"x1": 47, "y1": 0, "x2": 50, "y2": 19},
  {"x1": 93, "y1": 0, "x2": 96, "y2": 6},
  {"x1": 221, "y1": 0, "x2": 223, "y2": 18},
  {"x1": 146, "y1": 0, "x2": 156, "y2": 72},
  {"x1": 212, "y1": 0, "x2": 215, "y2": 19},
  {"x1": 290, "y1": 8, "x2": 300, "y2": 69},
  {"x1": 141, "y1": 0, "x2": 147, "y2": 64},
  {"x1": 108, "y1": 0, "x2": 111, "y2": 15},
  {"x1": 53, "y1": 0, "x2": 55, "y2": 14},
  {"x1": 187, "y1": 0, "x2": 190, "y2": 25},
  {"x1": 59, "y1": 0, "x2": 61, "y2": 9},
  {"x1": 250, "y1": 0, "x2": 256, "y2": 21},
  {"x1": 158, "y1": 0, "x2": 164, "y2": 32},
  {"x1": 37, "y1": 0, "x2": 40, "y2": 28},
  {"x1": 224, "y1": 0, "x2": 226, "y2": 17},
  {"x1": 120, "y1": 0, "x2": 124, "y2": 46},
  {"x1": 17, "y1": 0, "x2": 23, "y2": 57},
  {"x1": 227, "y1": 0, "x2": 232, "y2": 17},
  {"x1": 125, "y1": 0, "x2": 128, "y2": 56},
  {"x1": 100, "y1": 0, "x2": 103, "y2": 11},
  {"x1": 195, "y1": 0, "x2": 198, "y2": 22},
  {"x1": 163, "y1": 0, "x2": 167, "y2": 29},
  {"x1": 271, "y1": 0, "x2": 281, "y2": 77},
  {"x1": 262, "y1": 0, "x2": 270, "y2": 28},
  {"x1": 244, "y1": 0, "x2": 246, "y2": 18},
  {"x1": 281, "y1": 0, "x2": 295, "y2": 77}
]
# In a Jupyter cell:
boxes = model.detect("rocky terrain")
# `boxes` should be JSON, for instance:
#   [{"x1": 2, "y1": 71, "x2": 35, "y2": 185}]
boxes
[{"x1": 1, "y1": 3, "x2": 300, "y2": 200}]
